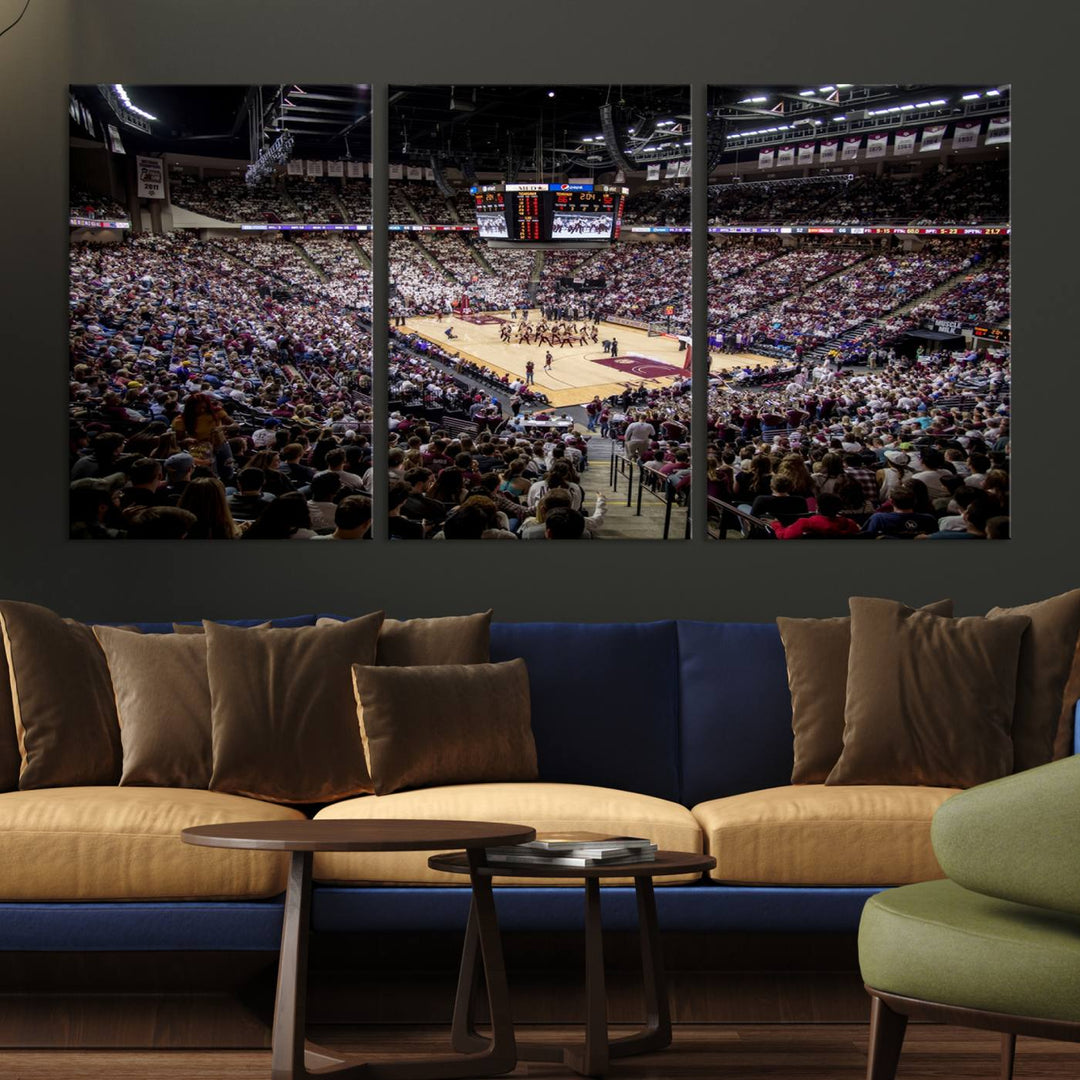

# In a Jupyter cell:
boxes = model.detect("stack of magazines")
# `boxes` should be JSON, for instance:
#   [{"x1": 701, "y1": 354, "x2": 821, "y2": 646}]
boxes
[{"x1": 484, "y1": 832, "x2": 657, "y2": 868}]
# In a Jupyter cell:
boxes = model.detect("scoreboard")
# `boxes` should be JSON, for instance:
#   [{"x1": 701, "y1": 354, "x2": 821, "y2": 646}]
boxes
[
  {"x1": 474, "y1": 191, "x2": 508, "y2": 238},
  {"x1": 515, "y1": 192, "x2": 542, "y2": 240},
  {"x1": 471, "y1": 183, "x2": 629, "y2": 243}
]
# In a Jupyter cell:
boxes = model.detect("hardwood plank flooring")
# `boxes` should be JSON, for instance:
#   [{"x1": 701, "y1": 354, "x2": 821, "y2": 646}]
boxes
[{"x1": 2, "y1": 1024, "x2": 1079, "y2": 1079}]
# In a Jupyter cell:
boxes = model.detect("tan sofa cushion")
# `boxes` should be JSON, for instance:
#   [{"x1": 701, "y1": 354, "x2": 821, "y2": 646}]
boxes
[
  {"x1": 313, "y1": 782, "x2": 702, "y2": 886},
  {"x1": 693, "y1": 784, "x2": 959, "y2": 886},
  {"x1": 0, "y1": 787, "x2": 305, "y2": 900}
]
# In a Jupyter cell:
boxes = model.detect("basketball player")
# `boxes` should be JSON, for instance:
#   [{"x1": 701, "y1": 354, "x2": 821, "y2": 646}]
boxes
[{"x1": 544, "y1": 351, "x2": 553, "y2": 373}]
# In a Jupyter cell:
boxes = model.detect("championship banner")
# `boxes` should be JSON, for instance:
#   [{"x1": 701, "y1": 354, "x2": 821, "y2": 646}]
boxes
[
  {"x1": 407, "y1": 165, "x2": 422, "y2": 180},
  {"x1": 108, "y1": 125, "x2": 127, "y2": 155},
  {"x1": 287, "y1": 160, "x2": 304, "y2": 175},
  {"x1": 327, "y1": 160, "x2": 344, "y2": 177},
  {"x1": 921, "y1": 125, "x2": 946, "y2": 152},
  {"x1": 758, "y1": 148, "x2": 775, "y2": 169},
  {"x1": 664, "y1": 160, "x2": 679, "y2": 178},
  {"x1": 866, "y1": 133, "x2": 888, "y2": 159},
  {"x1": 677, "y1": 159, "x2": 691, "y2": 178},
  {"x1": 346, "y1": 161, "x2": 364, "y2": 178},
  {"x1": 986, "y1": 116, "x2": 1011, "y2": 145},
  {"x1": 424, "y1": 167, "x2": 435, "y2": 181},
  {"x1": 952, "y1": 121, "x2": 981, "y2": 150},
  {"x1": 646, "y1": 163, "x2": 661, "y2": 181},
  {"x1": 841, "y1": 136, "x2": 862, "y2": 161},
  {"x1": 819, "y1": 139, "x2": 838, "y2": 163},
  {"x1": 893, "y1": 130, "x2": 916, "y2": 156},
  {"x1": 797, "y1": 142, "x2": 815, "y2": 164},
  {"x1": 136, "y1": 156, "x2": 164, "y2": 198},
  {"x1": 614, "y1": 169, "x2": 625, "y2": 183},
  {"x1": 777, "y1": 145, "x2": 795, "y2": 166},
  {"x1": 389, "y1": 163, "x2": 403, "y2": 180},
  {"x1": 306, "y1": 160, "x2": 324, "y2": 177}
]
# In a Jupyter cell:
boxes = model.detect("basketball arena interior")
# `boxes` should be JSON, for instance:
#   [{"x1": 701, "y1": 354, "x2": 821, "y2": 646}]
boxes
[{"x1": 68, "y1": 83, "x2": 1010, "y2": 541}]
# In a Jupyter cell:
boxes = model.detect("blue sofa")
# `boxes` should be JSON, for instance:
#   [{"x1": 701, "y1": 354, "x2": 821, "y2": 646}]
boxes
[{"x1": 2, "y1": 616, "x2": 1074, "y2": 955}]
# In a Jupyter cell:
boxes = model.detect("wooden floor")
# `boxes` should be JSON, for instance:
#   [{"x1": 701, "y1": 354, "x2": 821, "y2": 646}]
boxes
[
  {"x1": 403, "y1": 313, "x2": 694, "y2": 407},
  {"x1": 5, "y1": 1024, "x2": 1079, "y2": 1079}
]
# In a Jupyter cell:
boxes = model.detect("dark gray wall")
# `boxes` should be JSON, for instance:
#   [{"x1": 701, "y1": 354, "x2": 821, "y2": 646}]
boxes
[{"x1": 0, "y1": 0, "x2": 1069, "y2": 622}]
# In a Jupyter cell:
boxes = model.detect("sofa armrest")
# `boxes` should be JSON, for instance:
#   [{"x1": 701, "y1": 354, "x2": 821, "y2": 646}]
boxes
[
  {"x1": 1074, "y1": 699, "x2": 1080, "y2": 756},
  {"x1": 931, "y1": 756, "x2": 1080, "y2": 917}
]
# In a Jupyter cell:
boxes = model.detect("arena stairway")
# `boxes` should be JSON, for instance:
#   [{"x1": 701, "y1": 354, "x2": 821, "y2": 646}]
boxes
[
  {"x1": 281, "y1": 186, "x2": 304, "y2": 221},
  {"x1": 292, "y1": 238, "x2": 328, "y2": 282},
  {"x1": 593, "y1": 441, "x2": 688, "y2": 540},
  {"x1": 330, "y1": 189, "x2": 351, "y2": 223},
  {"x1": 401, "y1": 192, "x2": 425, "y2": 226},
  {"x1": 443, "y1": 197, "x2": 462, "y2": 224},
  {"x1": 348, "y1": 235, "x2": 372, "y2": 271},
  {"x1": 412, "y1": 236, "x2": 458, "y2": 283},
  {"x1": 466, "y1": 238, "x2": 496, "y2": 275},
  {"x1": 527, "y1": 250, "x2": 546, "y2": 306}
]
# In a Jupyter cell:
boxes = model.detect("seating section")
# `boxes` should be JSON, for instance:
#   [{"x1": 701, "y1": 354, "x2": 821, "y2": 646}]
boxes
[
  {"x1": 693, "y1": 785, "x2": 958, "y2": 886},
  {"x1": 859, "y1": 878, "x2": 1080, "y2": 1021},
  {"x1": 312, "y1": 782, "x2": 703, "y2": 886},
  {"x1": 0, "y1": 787, "x2": 304, "y2": 900}
]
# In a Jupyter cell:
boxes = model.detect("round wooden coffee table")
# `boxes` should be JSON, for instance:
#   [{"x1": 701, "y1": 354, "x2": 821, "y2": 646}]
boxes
[
  {"x1": 183, "y1": 819, "x2": 535, "y2": 1080},
  {"x1": 428, "y1": 849, "x2": 716, "y2": 1078}
]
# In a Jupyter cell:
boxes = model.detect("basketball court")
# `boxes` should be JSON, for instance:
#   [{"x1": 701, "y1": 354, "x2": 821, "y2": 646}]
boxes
[{"x1": 402, "y1": 311, "x2": 692, "y2": 407}]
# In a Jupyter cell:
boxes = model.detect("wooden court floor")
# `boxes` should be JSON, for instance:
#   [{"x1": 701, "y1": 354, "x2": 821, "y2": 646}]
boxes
[
  {"x1": 7, "y1": 1025, "x2": 1079, "y2": 1079},
  {"x1": 403, "y1": 313, "x2": 695, "y2": 408}
]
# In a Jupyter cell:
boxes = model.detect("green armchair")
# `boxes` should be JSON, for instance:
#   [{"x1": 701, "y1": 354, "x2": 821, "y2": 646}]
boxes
[{"x1": 858, "y1": 755, "x2": 1080, "y2": 1080}]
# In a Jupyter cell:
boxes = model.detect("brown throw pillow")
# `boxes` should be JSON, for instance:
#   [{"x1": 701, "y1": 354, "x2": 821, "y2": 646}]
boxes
[
  {"x1": 987, "y1": 590, "x2": 1080, "y2": 772},
  {"x1": 207, "y1": 614, "x2": 384, "y2": 803},
  {"x1": 827, "y1": 598, "x2": 1030, "y2": 788},
  {"x1": 172, "y1": 622, "x2": 272, "y2": 634},
  {"x1": 0, "y1": 601, "x2": 121, "y2": 788},
  {"x1": 352, "y1": 659, "x2": 536, "y2": 795},
  {"x1": 0, "y1": 646, "x2": 19, "y2": 793},
  {"x1": 92, "y1": 626, "x2": 212, "y2": 788},
  {"x1": 778, "y1": 600, "x2": 953, "y2": 784},
  {"x1": 317, "y1": 611, "x2": 492, "y2": 666}
]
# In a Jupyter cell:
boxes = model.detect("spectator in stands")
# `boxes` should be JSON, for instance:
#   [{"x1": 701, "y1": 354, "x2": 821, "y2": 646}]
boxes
[
  {"x1": 861, "y1": 485, "x2": 938, "y2": 539},
  {"x1": 120, "y1": 458, "x2": 166, "y2": 510},
  {"x1": 243, "y1": 492, "x2": 317, "y2": 540},
  {"x1": 623, "y1": 415, "x2": 655, "y2": 461},
  {"x1": 312, "y1": 495, "x2": 372, "y2": 540},
  {"x1": 544, "y1": 507, "x2": 586, "y2": 540},
  {"x1": 749, "y1": 474, "x2": 808, "y2": 527},
  {"x1": 918, "y1": 494, "x2": 998, "y2": 540},
  {"x1": 228, "y1": 468, "x2": 274, "y2": 521},
  {"x1": 307, "y1": 471, "x2": 344, "y2": 531},
  {"x1": 388, "y1": 481, "x2": 425, "y2": 539},
  {"x1": 774, "y1": 493, "x2": 861, "y2": 539},
  {"x1": 178, "y1": 477, "x2": 241, "y2": 540}
]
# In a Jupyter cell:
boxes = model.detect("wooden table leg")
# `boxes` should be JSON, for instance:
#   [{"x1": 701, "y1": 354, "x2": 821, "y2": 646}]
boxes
[
  {"x1": 272, "y1": 850, "x2": 330, "y2": 1080},
  {"x1": 449, "y1": 898, "x2": 487, "y2": 1054},
  {"x1": 609, "y1": 876, "x2": 671, "y2": 1058},
  {"x1": 272, "y1": 850, "x2": 515, "y2": 1080},
  {"x1": 563, "y1": 877, "x2": 609, "y2": 1077}
]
